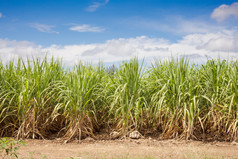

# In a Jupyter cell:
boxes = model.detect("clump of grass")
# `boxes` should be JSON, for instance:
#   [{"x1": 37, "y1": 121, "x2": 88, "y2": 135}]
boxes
[
  {"x1": 48, "y1": 62, "x2": 106, "y2": 140},
  {"x1": 106, "y1": 58, "x2": 147, "y2": 132},
  {"x1": 0, "y1": 56, "x2": 237, "y2": 141}
]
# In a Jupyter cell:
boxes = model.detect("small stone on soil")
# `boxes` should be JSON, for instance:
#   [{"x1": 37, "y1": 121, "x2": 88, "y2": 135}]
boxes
[
  {"x1": 129, "y1": 131, "x2": 141, "y2": 139},
  {"x1": 84, "y1": 137, "x2": 95, "y2": 142}
]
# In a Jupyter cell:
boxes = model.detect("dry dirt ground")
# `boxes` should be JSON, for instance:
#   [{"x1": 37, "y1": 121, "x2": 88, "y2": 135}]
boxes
[{"x1": 17, "y1": 138, "x2": 238, "y2": 159}]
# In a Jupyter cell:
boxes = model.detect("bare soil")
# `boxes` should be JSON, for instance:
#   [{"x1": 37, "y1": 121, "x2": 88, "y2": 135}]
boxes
[{"x1": 17, "y1": 138, "x2": 238, "y2": 159}]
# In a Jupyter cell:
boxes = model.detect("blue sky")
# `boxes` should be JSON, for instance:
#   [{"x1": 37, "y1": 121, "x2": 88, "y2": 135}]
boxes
[{"x1": 0, "y1": 0, "x2": 238, "y2": 65}]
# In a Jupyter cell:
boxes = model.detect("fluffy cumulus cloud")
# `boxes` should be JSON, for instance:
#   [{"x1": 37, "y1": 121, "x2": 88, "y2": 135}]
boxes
[
  {"x1": 127, "y1": 17, "x2": 225, "y2": 36},
  {"x1": 69, "y1": 24, "x2": 104, "y2": 32},
  {"x1": 0, "y1": 39, "x2": 43, "y2": 64},
  {"x1": 86, "y1": 0, "x2": 109, "y2": 12},
  {"x1": 179, "y1": 30, "x2": 238, "y2": 52},
  {"x1": 31, "y1": 23, "x2": 59, "y2": 34},
  {"x1": 0, "y1": 30, "x2": 237, "y2": 66},
  {"x1": 211, "y1": 2, "x2": 238, "y2": 22}
]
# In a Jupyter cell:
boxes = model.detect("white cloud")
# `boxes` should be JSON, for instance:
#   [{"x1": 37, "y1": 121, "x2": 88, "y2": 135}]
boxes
[
  {"x1": 69, "y1": 24, "x2": 104, "y2": 32},
  {"x1": 175, "y1": 20, "x2": 223, "y2": 34},
  {"x1": 0, "y1": 30, "x2": 237, "y2": 66},
  {"x1": 211, "y1": 2, "x2": 238, "y2": 22},
  {"x1": 31, "y1": 23, "x2": 59, "y2": 34},
  {"x1": 179, "y1": 29, "x2": 238, "y2": 52},
  {"x1": 127, "y1": 17, "x2": 225, "y2": 35},
  {"x1": 0, "y1": 39, "x2": 43, "y2": 65},
  {"x1": 0, "y1": 12, "x2": 2, "y2": 18},
  {"x1": 86, "y1": 0, "x2": 109, "y2": 12}
]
